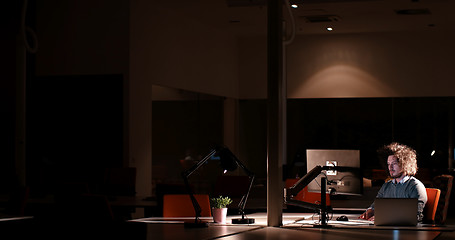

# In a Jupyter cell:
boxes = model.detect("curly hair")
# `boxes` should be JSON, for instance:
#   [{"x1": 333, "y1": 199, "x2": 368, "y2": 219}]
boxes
[{"x1": 381, "y1": 142, "x2": 418, "y2": 176}]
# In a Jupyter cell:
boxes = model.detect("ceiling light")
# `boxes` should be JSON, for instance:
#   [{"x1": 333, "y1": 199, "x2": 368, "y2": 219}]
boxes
[
  {"x1": 327, "y1": 27, "x2": 333, "y2": 31},
  {"x1": 291, "y1": 4, "x2": 298, "y2": 8}
]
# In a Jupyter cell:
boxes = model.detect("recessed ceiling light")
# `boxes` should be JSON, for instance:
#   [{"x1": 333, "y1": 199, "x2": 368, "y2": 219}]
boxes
[
  {"x1": 291, "y1": 4, "x2": 298, "y2": 8},
  {"x1": 327, "y1": 27, "x2": 333, "y2": 31}
]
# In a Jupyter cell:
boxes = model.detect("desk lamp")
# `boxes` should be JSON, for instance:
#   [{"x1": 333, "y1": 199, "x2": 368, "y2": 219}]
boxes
[
  {"x1": 284, "y1": 165, "x2": 359, "y2": 228},
  {"x1": 181, "y1": 145, "x2": 255, "y2": 228},
  {"x1": 217, "y1": 147, "x2": 256, "y2": 224}
]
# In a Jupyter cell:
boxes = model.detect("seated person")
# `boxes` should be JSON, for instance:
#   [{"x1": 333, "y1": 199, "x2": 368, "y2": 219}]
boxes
[{"x1": 359, "y1": 142, "x2": 427, "y2": 222}]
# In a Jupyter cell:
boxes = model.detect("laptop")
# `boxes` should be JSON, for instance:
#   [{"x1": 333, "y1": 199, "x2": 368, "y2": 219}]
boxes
[{"x1": 374, "y1": 198, "x2": 418, "y2": 226}]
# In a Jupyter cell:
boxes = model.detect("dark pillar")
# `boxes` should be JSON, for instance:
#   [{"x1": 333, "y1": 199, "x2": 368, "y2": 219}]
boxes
[{"x1": 267, "y1": 0, "x2": 284, "y2": 227}]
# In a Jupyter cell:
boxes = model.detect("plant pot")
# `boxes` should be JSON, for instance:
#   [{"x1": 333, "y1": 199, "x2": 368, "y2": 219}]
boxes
[{"x1": 212, "y1": 207, "x2": 228, "y2": 223}]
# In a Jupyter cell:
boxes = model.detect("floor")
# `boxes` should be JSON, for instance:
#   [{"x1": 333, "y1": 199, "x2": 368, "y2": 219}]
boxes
[{"x1": 436, "y1": 217, "x2": 455, "y2": 240}]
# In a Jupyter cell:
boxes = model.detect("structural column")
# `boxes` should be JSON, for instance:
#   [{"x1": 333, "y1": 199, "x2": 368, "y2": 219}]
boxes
[{"x1": 267, "y1": 0, "x2": 284, "y2": 227}]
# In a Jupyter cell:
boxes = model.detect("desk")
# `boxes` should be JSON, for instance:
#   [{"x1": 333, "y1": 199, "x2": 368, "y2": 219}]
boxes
[
  {"x1": 129, "y1": 213, "x2": 455, "y2": 240},
  {"x1": 109, "y1": 196, "x2": 157, "y2": 217},
  {"x1": 220, "y1": 227, "x2": 441, "y2": 240},
  {"x1": 129, "y1": 212, "x2": 309, "y2": 226},
  {"x1": 4, "y1": 194, "x2": 157, "y2": 219},
  {"x1": 0, "y1": 216, "x2": 33, "y2": 222}
]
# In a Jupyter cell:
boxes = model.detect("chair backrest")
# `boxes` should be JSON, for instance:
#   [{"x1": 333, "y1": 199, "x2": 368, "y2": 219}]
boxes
[
  {"x1": 155, "y1": 183, "x2": 189, "y2": 217},
  {"x1": 163, "y1": 194, "x2": 212, "y2": 217},
  {"x1": 433, "y1": 175, "x2": 453, "y2": 224},
  {"x1": 285, "y1": 178, "x2": 331, "y2": 206},
  {"x1": 424, "y1": 188, "x2": 441, "y2": 223}
]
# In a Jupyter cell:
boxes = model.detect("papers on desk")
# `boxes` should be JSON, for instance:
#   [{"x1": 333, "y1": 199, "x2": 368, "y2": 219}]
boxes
[{"x1": 336, "y1": 219, "x2": 374, "y2": 225}]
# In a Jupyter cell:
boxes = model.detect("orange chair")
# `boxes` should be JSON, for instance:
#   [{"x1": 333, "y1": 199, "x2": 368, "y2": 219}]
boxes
[
  {"x1": 424, "y1": 188, "x2": 441, "y2": 223},
  {"x1": 163, "y1": 194, "x2": 212, "y2": 217},
  {"x1": 285, "y1": 179, "x2": 331, "y2": 206}
]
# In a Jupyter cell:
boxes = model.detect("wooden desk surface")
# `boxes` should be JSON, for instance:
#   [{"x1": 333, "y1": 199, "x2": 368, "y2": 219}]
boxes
[
  {"x1": 129, "y1": 212, "x2": 454, "y2": 240},
  {"x1": 220, "y1": 227, "x2": 442, "y2": 240}
]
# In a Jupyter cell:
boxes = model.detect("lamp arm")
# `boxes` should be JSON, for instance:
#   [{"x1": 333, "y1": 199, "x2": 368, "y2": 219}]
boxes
[
  {"x1": 287, "y1": 165, "x2": 323, "y2": 197},
  {"x1": 284, "y1": 165, "x2": 326, "y2": 212},
  {"x1": 284, "y1": 165, "x2": 331, "y2": 227},
  {"x1": 229, "y1": 154, "x2": 255, "y2": 217},
  {"x1": 182, "y1": 172, "x2": 202, "y2": 222},
  {"x1": 182, "y1": 149, "x2": 217, "y2": 178},
  {"x1": 237, "y1": 174, "x2": 255, "y2": 217},
  {"x1": 286, "y1": 165, "x2": 360, "y2": 198},
  {"x1": 284, "y1": 165, "x2": 360, "y2": 213},
  {"x1": 235, "y1": 157, "x2": 254, "y2": 177},
  {"x1": 181, "y1": 149, "x2": 217, "y2": 223}
]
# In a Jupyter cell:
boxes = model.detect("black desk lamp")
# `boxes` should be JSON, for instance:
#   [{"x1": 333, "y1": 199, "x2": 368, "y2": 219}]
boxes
[
  {"x1": 181, "y1": 145, "x2": 255, "y2": 228},
  {"x1": 284, "y1": 165, "x2": 359, "y2": 228}
]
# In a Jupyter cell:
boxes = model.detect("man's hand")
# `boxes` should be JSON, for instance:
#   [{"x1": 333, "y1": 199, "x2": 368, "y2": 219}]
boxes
[{"x1": 359, "y1": 208, "x2": 374, "y2": 221}]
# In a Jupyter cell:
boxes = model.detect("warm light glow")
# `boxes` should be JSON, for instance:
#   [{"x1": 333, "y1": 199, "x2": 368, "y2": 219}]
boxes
[
  {"x1": 291, "y1": 4, "x2": 298, "y2": 8},
  {"x1": 327, "y1": 27, "x2": 333, "y2": 31},
  {"x1": 223, "y1": 169, "x2": 228, "y2": 174},
  {"x1": 289, "y1": 64, "x2": 397, "y2": 98},
  {"x1": 431, "y1": 150, "x2": 436, "y2": 156}
]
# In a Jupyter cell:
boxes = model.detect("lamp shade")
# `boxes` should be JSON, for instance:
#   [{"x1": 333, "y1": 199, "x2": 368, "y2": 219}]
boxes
[{"x1": 216, "y1": 147, "x2": 238, "y2": 172}]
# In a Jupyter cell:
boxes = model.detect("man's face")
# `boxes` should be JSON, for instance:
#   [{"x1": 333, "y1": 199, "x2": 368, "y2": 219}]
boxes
[{"x1": 387, "y1": 155, "x2": 403, "y2": 179}]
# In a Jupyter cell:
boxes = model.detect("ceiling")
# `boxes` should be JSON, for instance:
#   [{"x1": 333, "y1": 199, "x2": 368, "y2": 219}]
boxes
[
  {"x1": 287, "y1": 0, "x2": 455, "y2": 34},
  {"x1": 179, "y1": 0, "x2": 455, "y2": 36}
]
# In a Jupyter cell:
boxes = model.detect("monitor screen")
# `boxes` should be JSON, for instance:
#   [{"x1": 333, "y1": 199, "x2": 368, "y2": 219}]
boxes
[{"x1": 306, "y1": 149, "x2": 362, "y2": 195}]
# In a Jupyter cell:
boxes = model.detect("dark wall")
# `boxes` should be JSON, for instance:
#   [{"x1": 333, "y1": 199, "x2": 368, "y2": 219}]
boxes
[
  {"x1": 152, "y1": 99, "x2": 224, "y2": 183},
  {"x1": 290, "y1": 97, "x2": 453, "y2": 179},
  {"x1": 237, "y1": 97, "x2": 454, "y2": 181},
  {"x1": 0, "y1": 1, "x2": 22, "y2": 192},
  {"x1": 26, "y1": 75, "x2": 124, "y2": 194},
  {"x1": 239, "y1": 100, "x2": 267, "y2": 179}
]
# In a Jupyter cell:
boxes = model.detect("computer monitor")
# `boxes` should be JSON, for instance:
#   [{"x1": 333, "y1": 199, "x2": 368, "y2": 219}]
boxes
[{"x1": 306, "y1": 149, "x2": 362, "y2": 195}]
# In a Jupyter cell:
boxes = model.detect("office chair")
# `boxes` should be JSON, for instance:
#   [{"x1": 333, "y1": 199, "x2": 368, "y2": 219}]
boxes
[
  {"x1": 423, "y1": 188, "x2": 441, "y2": 224},
  {"x1": 433, "y1": 175, "x2": 453, "y2": 224},
  {"x1": 163, "y1": 194, "x2": 211, "y2": 217}
]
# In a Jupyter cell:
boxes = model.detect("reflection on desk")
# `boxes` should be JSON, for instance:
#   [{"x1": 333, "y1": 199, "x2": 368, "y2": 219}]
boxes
[
  {"x1": 130, "y1": 212, "x2": 314, "y2": 226},
  {"x1": 220, "y1": 227, "x2": 442, "y2": 240},
  {"x1": 1, "y1": 212, "x2": 452, "y2": 240},
  {"x1": 0, "y1": 216, "x2": 33, "y2": 222},
  {"x1": 284, "y1": 213, "x2": 455, "y2": 231},
  {"x1": 137, "y1": 222, "x2": 263, "y2": 240},
  {"x1": 128, "y1": 212, "x2": 454, "y2": 240}
]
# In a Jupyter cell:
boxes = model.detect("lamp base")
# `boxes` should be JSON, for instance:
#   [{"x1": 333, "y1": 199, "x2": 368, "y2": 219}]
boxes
[
  {"x1": 184, "y1": 221, "x2": 209, "y2": 228},
  {"x1": 232, "y1": 218, "x2": 255, "y2": 224}
]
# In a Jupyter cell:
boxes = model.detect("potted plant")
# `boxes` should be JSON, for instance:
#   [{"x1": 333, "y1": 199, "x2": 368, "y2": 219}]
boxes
[{"x1": 211, "y1": 195, "x2": 232, "y2": 224}]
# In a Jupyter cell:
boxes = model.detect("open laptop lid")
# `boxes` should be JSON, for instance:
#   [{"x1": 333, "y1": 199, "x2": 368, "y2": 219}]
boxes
[{"x1": 374, "y1": 198, "x2": 418, "y2": 226}]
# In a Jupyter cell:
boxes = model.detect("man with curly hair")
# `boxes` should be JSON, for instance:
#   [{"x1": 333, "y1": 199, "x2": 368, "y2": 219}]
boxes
[{"x1": 359, "y1": 142, "x2": 428, "y2": 222}]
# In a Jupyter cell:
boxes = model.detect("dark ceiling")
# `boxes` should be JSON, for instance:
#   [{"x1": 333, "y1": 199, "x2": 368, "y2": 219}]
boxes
[{"x1": 171, "y1": 0, "x2": 455, "y2": 36}]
